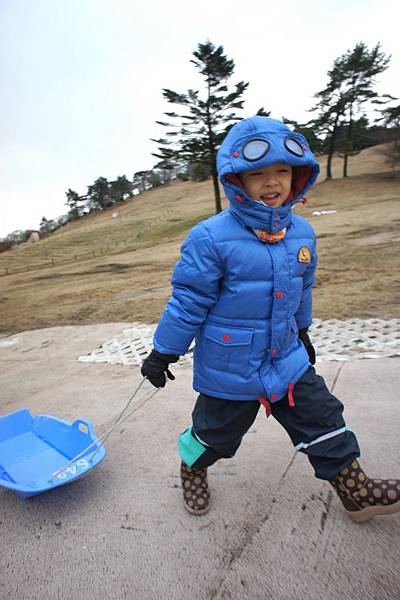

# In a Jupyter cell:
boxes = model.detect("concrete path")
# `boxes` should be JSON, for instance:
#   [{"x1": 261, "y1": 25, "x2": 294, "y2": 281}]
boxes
[{"x1": 1, "y1": 324, "x2": 399, "y2": 600}]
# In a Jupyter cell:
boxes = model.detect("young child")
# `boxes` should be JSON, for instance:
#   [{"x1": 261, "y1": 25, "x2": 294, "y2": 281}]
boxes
[{"x1": 141, "y1": 116, "x2": 400, "y2": 522}]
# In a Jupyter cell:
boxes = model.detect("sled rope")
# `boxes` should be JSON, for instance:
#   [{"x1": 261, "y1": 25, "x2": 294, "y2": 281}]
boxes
[{"x1": 49, "y1": 378, "x2": 159, "y2": 481}]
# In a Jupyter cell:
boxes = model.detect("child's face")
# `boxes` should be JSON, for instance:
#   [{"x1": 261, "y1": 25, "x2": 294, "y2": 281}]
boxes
[{"x1": 239, "y1": 163, "x2": 292, "y2": 208}]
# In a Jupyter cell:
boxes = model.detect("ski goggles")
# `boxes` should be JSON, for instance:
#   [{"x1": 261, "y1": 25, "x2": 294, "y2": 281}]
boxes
[{"x1": 242, "y1": 137, "x2": 306, "y2": 162}]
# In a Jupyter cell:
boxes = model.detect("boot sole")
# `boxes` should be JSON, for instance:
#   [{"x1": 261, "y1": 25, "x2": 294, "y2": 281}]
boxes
[
  {"x1": 347, "y1": 502, "x2": 400, "y2": 523},
  {"x1": 183, "y1": 503, "x2": 211, "y2": 516}
]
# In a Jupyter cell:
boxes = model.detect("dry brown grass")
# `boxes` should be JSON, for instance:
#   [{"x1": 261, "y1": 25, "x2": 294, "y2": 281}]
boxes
[{"x1": 0, "y1": 145, "x2": 399, "y2": 336}]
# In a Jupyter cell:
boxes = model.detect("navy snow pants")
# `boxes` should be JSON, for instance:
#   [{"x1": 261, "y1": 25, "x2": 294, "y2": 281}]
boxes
[{"x1": 180, "y1": 366, "x2": 360, "y2": 481}]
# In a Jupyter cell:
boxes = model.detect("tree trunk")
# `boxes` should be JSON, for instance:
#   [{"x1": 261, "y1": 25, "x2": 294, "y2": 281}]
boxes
[
  {"x1": 211, "y1": 160, "x2": 222, "y2": 213},
  {"x1": 343, "y1": 106, "x2": 353, "y2": 178},
  {"x1": 326, "y1": 152, "x2": 333, "y2": 179},
  {"x1": 343, "y1": 154, "x2": 349, "y2": 177},
  {"x1": 326, "y1": 112, "x2": 340, "y2": 179},
  {"x1": 205, "y1": 79, "x2": 222, "y2": 214}
]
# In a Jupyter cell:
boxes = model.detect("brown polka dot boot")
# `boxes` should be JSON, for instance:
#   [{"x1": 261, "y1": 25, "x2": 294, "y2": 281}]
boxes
[
  {"x1": 330, "y1": 460, "x2": 400, "y2": 523},
  {"x1": 180, "y1": 461, "x2": 210, "y2": 516}
]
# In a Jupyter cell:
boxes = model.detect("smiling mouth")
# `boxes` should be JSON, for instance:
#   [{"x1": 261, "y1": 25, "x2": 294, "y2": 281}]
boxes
[{"x1": 260, "y1": 193, "x2": 280, "y2": 205}]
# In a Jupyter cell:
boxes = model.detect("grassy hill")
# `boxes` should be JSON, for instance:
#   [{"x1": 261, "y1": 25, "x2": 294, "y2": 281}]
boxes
[{"x1": 0, "y1": 145, "x2": 399, "y2": 335}]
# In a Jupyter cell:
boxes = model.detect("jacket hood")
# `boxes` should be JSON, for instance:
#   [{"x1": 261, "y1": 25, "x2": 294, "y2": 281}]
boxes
[{"x1": 217, "y1": 116, "x2": 320, "y2": 232}]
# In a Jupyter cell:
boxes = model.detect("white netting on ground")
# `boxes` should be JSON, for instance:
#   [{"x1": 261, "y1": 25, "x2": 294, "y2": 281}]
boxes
[
  {"x1": 78, "y1": 318, "x2": 400, "y2": 367},
  {"x1": 311, "y1": 318, "x2": 400, "y2": 361}
]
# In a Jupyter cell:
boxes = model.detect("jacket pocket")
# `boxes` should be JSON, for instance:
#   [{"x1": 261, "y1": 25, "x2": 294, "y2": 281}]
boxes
[{"x1": 203, "y1": 323, "x2": 254, "y2": 375}]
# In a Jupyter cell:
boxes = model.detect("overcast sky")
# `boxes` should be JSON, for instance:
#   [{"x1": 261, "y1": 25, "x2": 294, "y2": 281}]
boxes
[{"x1": 1, "y1": 0, "x2": 399, "y2": 237}]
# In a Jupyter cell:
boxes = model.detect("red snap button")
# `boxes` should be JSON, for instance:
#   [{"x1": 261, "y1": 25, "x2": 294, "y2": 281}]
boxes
[
  {"x1": 276, "y1": 291, "x2": 283, "y2": 299},
  {"x1": 273, "y1": 221, "x2": 279, "y2": 227},
  {"x1": 223, "y1": 334, "x2": 230, "y2": 342},
  {"x1": 232, "y1": 151, "x2": 239, "y2": 158},
  {"x1": 235, "y1": 194, "x2": 243, "y2": 202},
  {"x1": 274, "y1": 212, "x2": 279, "y2": 217},
  {"x1": 271, "y1": 348, "x2": 278, "y2": 356},
  {"x1": 271, "y1": 393, "x2": 277, "y2": 401}
]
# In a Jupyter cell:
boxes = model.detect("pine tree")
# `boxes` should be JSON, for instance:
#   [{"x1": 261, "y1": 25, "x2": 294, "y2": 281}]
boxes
[
  {"x1": 133, "y1": 171, "x2": 148, "y2": 194},
  {"x1": 152, "y1": 41, "x2": 248, "y2": 213},
  {"x1": 65, "y1": 189, "x2": 82, "y2": 220},
  {"x1": 109, "y1": 176, "x2": 133, "y2": 203},
  {"x1": 310, "y1": 42, "x2": 391, "y2": 178},
  {"x1": 87, "y1": 177, "x2": 111, "y2": 210},
  {"x1": 39, "y1": 216, "x2": 50, "y2": 233},
  {"x1": 381, "y1": 103, "x2": 400, "y2": 128},
  {"x1": 337, "y1": 43, "x2": 391, "y2": 177}
]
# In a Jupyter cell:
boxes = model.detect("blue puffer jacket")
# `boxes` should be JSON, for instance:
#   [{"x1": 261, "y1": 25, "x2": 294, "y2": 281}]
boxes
[{"x1": 154, "y1": 116, "x2": 320, "y2": 402}]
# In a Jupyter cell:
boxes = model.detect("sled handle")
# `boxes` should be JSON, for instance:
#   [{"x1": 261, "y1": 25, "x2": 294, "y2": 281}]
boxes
[{"x1": 72, "y1": 419, "x2": 95, "y2": 438}]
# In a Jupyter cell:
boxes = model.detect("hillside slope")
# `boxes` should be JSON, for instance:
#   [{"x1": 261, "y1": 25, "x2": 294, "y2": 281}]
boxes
[{"x1": 0, "y1": 145, "x2": 399, "y2": 335}]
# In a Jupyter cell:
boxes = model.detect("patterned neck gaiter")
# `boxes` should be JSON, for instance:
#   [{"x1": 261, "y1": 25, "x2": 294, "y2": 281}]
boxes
[{"x1": 253, "y1": 228, "x2": 286, "y2": 244}]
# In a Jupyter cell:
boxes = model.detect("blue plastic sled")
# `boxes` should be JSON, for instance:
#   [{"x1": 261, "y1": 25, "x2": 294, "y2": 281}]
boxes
[{"x1": 0, "y1": 408, "x2": 106, "y2": 499}]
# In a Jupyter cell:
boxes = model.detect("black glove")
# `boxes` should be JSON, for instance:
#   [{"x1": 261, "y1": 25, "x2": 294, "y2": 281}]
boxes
[
  {"x1": 299, "y1": 328, "x2": 316, "y2": 365},
  {"x1": 141, "y1": 349, "x2": 179, "y2": 388}
]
